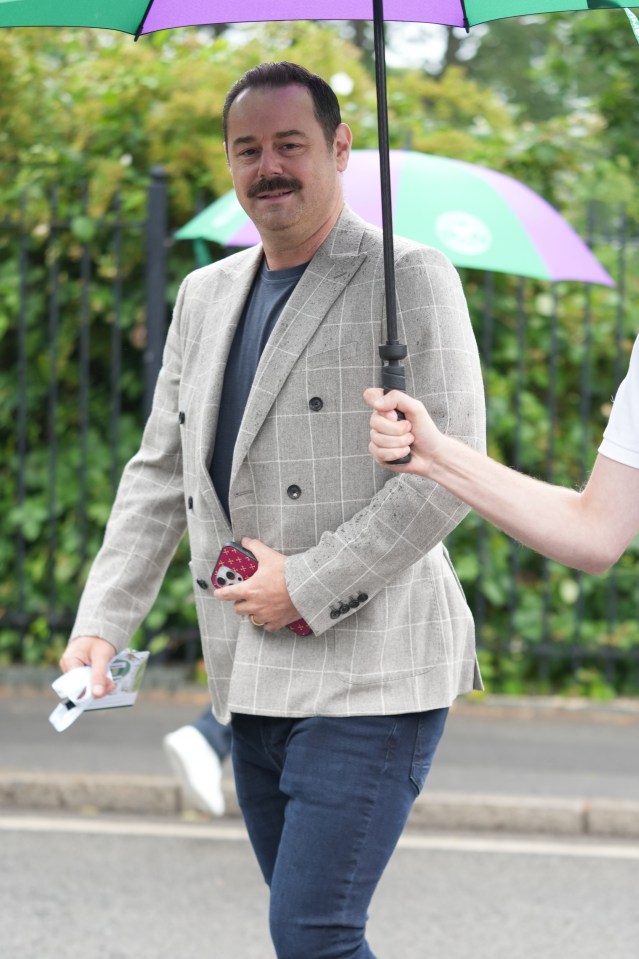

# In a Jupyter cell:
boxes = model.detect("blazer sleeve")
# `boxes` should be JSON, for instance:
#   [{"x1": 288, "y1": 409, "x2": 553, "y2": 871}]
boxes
[
  {"x1": 284, "y1": 246, "x2": 486, "y2": 636},
  {"x1": 69, "y1": 279, "x2": 190, "y2": 651}
]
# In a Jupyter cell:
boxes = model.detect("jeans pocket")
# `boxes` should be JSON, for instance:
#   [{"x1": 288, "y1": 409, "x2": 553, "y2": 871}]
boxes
[{"x1": 409, "y1": 707, "x2": 449, "y2": 794}]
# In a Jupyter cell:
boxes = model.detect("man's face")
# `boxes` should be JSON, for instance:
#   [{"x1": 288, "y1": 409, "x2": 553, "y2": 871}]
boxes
[{"x1": 225, "y1": 84, "x2": 351, "y2": 249}]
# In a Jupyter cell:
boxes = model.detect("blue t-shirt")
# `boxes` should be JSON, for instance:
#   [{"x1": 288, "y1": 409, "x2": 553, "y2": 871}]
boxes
[{"x1": 209, "y1": 258, "x2": 307, "y2": 519}]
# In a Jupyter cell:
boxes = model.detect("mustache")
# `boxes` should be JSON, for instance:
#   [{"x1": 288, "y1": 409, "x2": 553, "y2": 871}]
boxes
[{"x1": 247, "y1": 176, "x2": 302, "y2": 199}]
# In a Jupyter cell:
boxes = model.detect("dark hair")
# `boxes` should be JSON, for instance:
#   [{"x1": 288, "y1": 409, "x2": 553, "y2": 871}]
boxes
[{"x1": 223, "y1": 62, "x2": 342, "y2": 148}]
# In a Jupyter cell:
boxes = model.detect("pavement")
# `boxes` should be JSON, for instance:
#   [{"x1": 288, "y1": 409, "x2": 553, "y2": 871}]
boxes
[{"x1": 2, "y1": 666, "x2": 639, "y2": 839}]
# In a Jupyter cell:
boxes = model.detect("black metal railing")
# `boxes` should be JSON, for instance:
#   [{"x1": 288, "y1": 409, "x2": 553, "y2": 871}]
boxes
[{"x1": 1, "y1": 174, "x2": 637, "y2": 690}]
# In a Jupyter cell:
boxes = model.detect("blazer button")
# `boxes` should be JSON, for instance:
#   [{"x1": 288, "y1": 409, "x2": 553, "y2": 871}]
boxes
[
  {"x1": 287, "y1": 485, "x2": 302, "y2": 500},
  {"x1": 348, "y1": 596, "x2": 360, "y2": 609},
  {"x1": 308, "y1": 396, "x2": 323, "y2": 412},
  {"x1": 187, "y1": 496, "x2": 194, "y2": 509},
  {"x1": 357, "y1": 592, "x2": 368, "y2": 603},
  {"x1": 330, "y1": 608, "x2": 341, "y2": 620},
  {"x1": 196, "y1": 579, "x2": 208, "y2": 590},
  {"x1": 178, "y1": 411, "x2": 186, "y2": 424}
]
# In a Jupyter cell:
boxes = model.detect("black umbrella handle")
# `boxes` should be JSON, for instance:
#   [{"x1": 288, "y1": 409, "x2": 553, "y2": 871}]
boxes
[{"x1": 379, "y1": 345, "x2": 411, "y2": 466}]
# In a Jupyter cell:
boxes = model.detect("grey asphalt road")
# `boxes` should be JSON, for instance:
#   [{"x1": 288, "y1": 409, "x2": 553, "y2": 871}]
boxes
[
  {"x1": 4, "y1": 688, "x2": 639, "y2": 801},
  {"x1": 2, "y1": 813, "x2": 639, "y2": 959}
]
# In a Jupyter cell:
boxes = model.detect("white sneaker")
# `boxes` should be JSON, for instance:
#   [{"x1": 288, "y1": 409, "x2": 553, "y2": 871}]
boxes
[{"x1": 163, "y1": 725, "x2": 225, "y2": 817}]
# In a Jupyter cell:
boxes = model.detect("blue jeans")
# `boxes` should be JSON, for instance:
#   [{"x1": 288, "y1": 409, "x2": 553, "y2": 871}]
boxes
[{"x1": 230, "y1": 709, "x2": 448, "y2": 959}]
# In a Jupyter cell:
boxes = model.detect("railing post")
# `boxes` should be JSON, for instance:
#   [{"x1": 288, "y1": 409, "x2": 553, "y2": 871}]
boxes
[{"x1": 144, "y1": 165, "x2": 169, "y2": 420}]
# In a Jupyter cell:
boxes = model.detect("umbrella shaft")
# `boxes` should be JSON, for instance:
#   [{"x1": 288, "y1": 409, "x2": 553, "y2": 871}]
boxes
[{"x1": 372, "y1": 0, "x2": 398, "y2": 346}]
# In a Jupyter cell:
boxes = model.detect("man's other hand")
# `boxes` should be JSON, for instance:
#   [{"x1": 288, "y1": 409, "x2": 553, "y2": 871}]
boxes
[{"x1": 60, "y1": 636, "x2": 117, "y2": 698}]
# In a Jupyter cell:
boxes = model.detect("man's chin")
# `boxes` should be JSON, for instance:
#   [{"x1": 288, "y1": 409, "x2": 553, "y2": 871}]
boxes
[{"x1": 253, "y1": 209, "x2": 301, "y2": 235}]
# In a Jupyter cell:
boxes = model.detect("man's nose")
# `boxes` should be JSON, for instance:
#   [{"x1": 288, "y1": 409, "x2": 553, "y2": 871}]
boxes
[{"x1": 258, "y1": 148, "x2": 283, "y2": 177}]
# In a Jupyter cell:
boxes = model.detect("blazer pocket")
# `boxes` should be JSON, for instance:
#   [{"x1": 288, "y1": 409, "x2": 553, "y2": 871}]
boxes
[
  {"x1": 305, "y1": 338, "x2": 360, "y2": 370},
  {"x1": 333, "y1": 582, "x2": 442, "y2": 687}
]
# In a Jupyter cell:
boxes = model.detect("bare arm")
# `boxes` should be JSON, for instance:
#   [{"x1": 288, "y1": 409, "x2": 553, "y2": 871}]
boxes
[{"x1": 364, "y1": 388, "x2": 639, "y2": 574}]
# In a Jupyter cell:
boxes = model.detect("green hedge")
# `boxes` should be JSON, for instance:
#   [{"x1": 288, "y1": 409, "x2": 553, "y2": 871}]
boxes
[{"x1": 1, "y1": 20, "x2": 638, "y2": 694}]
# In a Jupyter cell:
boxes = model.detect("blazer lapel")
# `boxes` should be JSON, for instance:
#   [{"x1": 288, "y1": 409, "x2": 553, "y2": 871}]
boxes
[{"x1": 230, "y1": 206, "x2": 370, "y2": 484}]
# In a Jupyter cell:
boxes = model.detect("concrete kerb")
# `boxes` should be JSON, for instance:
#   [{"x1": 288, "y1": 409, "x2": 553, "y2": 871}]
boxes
[
  {"x1": 412, "y1": 793, "x2": 639, "y2": 840},
  {"x1": 0, "y1": 770, "x2": 239, "y2": 820},
  {"x1": 0, "y1": 771, "x2": 182, "y2": 818},
  {"x1": 411, "y1": 792, "x2": 587, "y2": 837},
  {"x1": 2, "y1": 772, "x2": 639, "y2": 839},
  {"x1": 587, "y1": 799, "x2": 639, "y2": 839},
  {"x1": 3, "y1": 671, "x2": 639, "y2": 837}
]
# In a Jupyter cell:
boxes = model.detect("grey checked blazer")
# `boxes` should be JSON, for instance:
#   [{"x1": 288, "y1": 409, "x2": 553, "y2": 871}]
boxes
[{"x1": 71, "y1": 206, "x2": 486, "y2": 722}]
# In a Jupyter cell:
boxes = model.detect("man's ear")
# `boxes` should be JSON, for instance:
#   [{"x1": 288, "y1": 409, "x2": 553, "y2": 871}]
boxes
[{"x1": 334, "y1": 123, "x2": 352, "y2": 172}]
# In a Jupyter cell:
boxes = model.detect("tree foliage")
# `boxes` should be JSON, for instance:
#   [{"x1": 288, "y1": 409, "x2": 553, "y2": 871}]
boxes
[{"x1": 0, "y1": 18, "x2": 638, "y2": 693}]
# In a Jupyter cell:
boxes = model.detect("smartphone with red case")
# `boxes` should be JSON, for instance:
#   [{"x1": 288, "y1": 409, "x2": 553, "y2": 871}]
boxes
[{"x1": 211, "y1": 542, "x2": 312, "y2": 636}]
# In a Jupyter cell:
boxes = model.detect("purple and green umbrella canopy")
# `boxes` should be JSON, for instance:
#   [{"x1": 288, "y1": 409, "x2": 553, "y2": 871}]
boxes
[
  {"x1": 176, "y1": 150, "x2": 613, "y2": 286},
  {"x1": 0, "y1": 1, "x2": 634, "y2": 33}
]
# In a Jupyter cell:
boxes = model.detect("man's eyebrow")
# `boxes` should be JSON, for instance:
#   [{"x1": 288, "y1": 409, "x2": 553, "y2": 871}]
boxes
[
  {"x1": 274, "y1": 129, "x2": 308, "y2": 140},
  {"x1": 232, "y1": 135, "x2": 257, "y2": 148}
]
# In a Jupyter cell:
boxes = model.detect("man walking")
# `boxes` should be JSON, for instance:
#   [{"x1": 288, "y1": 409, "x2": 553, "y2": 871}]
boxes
[{"x1": 61, "y1": 62, "x2": 485, "y2": 958}]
